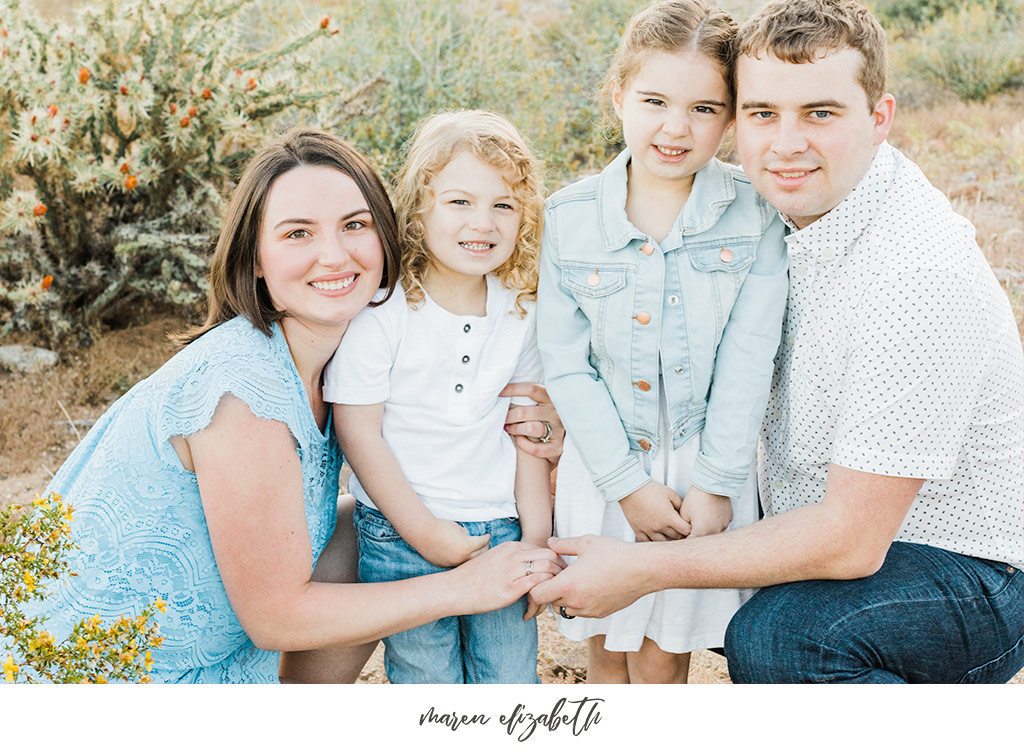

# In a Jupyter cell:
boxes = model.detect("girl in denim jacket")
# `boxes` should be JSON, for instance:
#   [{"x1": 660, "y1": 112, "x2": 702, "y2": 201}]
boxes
[{"x1": 537, "y1": 0, "x2": 787, "y2": 683}]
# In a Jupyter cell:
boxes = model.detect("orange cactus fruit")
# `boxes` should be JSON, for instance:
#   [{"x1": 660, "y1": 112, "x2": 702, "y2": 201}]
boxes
[
  {"x1": 246, "y1": 78, "x2": 256, "y2": 91},
  {"x1": 33, "y1": 203, "x2": 47, "y2": 217},
  {"x1": 168, "y1": 102, "x2": 178, "y2": 114},
  {"x1": 78, "y1": 67, "x2": 90, "y2": 84},
  {"x1": 125, "y1": 175, "x2": 138, "y2": 190},
  {"x1": 41, "y1": 275, "x2": 53, "y2": 291},
  {"x1": 180, "y1": 116, "x2": 190, "y2": 127},
  {"x1": 119, "y1": 84, "x2": 128, "y2": 95},
  {"x1": 47, "y1": 104, "x2": 58, "y2": 117},
  {"x1": 201, "y1": 88, "x2": 212, "y2": 99},
  {"x1": 320, "y1": 16, "x2": 329, "y2": 28},
  {"x1": 119, "y1": 161, "x2": 130, "y2": 174},
  {"x1": 187, "y1": 105, "x2": 197, "y2": 117}
]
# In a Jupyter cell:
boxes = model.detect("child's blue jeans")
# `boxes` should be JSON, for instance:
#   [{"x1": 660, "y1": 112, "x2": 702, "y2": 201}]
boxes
[
  {"x1": 724, "y1": 541, "x2": 1024, "y2": 683},
  {"x1": 353, "y1": 502, "x2": 539, "y2": 684}
]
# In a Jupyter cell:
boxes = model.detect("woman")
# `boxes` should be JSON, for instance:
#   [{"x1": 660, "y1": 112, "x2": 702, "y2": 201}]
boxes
[{"x1": 41, "y1": 128, "x2": 563, "y2": 683}]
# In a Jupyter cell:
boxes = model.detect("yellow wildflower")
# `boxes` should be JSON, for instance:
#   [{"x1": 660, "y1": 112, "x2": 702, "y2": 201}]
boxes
[
  {"x1": 86, "y1": 614, "x2": 102, "y2": 630},
  {"x1": 153, "y1": 597, "x2": 167, "y2": 614},
  {"x1": 95, "y1": 677, "x2": 108, "y2": 684},
  {"x1": 23, "y1": 572, "x2": 35, "y2": 593},
  {"x1": 3, "y1": 655, "x2": 17, "y2": 683},
  {"x1": 144, "y1": 651, "x2": 154, "y2": 672}
]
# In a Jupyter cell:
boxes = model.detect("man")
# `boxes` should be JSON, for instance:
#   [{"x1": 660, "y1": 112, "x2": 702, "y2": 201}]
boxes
[{"x1": 531, "y1": 0, "x2": 1024, "y2": 683}]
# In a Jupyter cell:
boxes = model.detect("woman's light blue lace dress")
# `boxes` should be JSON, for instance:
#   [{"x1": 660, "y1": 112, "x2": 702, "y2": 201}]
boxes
[{"x1": 42, "y1": 316, "x2": 340, "y2": 683}]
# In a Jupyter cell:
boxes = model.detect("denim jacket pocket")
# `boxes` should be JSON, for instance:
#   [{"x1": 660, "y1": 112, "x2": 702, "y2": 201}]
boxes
[
  {"x1": 688, "y1": 240, "x2": 756, "y2": 273},
  {"x1": 561, "y1": 266, "x2": 628, "y2": 298}
]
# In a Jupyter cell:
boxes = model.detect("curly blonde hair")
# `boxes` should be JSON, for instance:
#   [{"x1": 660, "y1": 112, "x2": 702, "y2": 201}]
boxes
[{"x1": 392, "y1": 110, "x2": 543, "y2": 316}]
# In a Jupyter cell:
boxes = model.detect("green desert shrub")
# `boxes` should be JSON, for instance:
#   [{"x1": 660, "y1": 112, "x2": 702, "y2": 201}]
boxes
[
  {"x1": 887, "y1": 1, "x2": 1024, "y2": 104},
  {"x1": 0, "y1": 0, "x2": 365, "y2": 347},
  {"x1": 318, "y1": 0, "x2": 638, "y2": 188},
  {"x1": 910, "y1": 1, "x2": 1024, "y2": 102}
]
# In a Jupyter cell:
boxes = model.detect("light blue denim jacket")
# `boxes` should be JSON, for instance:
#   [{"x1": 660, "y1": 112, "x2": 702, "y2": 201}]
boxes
[{"x1": 538, "y1": 149, "x2": 788, "y2": 503}]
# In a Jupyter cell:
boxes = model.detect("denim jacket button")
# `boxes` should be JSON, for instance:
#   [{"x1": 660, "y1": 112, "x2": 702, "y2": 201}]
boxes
[
  {"x1": 673, "y1": 365, "x2": 684, "y2": 374},
  {"x1": 720, "y1": 247, "x2": 733, "y2": 262},
  {"x1": 634, "y1": 380, "x2": 651, "y2": 392},
  {"x1": 634, "y1": 311, "x2": 651, "y2": 325},
  {"x1": 587, "y1": 272, "x2": 601, "y2": 286},
  {"x1": 641, "y1": 242, "x2": 654, "y2": 256},
  {"x1": 638, "y1": 439, "x2": 651, "y2": 451},
  {"x1": 667, "y1": 294, "x2": 680, "y2": 306}
]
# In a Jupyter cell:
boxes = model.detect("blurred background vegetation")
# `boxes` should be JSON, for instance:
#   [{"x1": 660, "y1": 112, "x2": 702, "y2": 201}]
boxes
[{"x1": 3, "y1": 0, "x2": 1021, "y2": 350}]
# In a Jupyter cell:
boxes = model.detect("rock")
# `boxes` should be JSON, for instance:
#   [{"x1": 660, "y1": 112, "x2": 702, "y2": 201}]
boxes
[{"x1": 0, "y1": 344, "x2": 59, "y2": 373}]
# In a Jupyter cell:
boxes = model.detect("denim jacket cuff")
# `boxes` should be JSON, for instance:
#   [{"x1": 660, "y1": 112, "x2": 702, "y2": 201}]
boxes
[
  {"x1": 593, "y1": 456, "x2": 651, "y2": 504},
  {"x1": 690, "y1": 453, "x2": 750, "y2": 499}
]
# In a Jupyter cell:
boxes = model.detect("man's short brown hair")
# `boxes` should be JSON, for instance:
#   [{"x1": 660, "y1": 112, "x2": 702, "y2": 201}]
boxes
[{"x1": 737, "y1": 0, "x2": 888, "y2": 111}]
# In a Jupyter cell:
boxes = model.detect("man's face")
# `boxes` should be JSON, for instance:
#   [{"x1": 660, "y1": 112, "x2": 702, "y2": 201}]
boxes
[{"x1": 735, "y1": 48, "x2": 894, "y2": 229}]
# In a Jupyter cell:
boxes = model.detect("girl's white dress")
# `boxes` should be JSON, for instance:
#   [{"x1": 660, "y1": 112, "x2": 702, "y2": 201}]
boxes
[{"x1": 554, "y1": 378, "x2": 758, "y2": 653}]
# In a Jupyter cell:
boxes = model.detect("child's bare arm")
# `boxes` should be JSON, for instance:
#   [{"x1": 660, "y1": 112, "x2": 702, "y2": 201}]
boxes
[
  {"x1": 678, "y1": 485, "x2": 733, "y2": 537},
  {"x1": 618, "y1": 481, "x2": 691, "y2": 542},
  {"x1": 333, "y1": 403, "x2": 489, "y2": 567},
  {"x1": 514, "y1": 446, "x2": 553, "y2": 620},
  {"x1": 514, "y1": 446, "x2": 553, "y2": 547}
]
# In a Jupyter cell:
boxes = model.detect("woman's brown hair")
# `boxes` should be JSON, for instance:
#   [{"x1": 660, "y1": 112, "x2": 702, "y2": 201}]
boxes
[{"x1": 179, "y1": 127, "x2": 401, "y2": 344}]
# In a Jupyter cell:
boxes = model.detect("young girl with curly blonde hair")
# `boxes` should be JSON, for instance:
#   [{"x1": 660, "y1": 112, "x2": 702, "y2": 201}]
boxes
[{"x1": 325, "y1": 110, "x2": 552, "y2": 683}]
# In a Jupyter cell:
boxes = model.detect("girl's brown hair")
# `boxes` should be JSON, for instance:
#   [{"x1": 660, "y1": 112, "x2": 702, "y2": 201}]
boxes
[
  {"x1": 392, "y1": 110, "x2": 543, "y2": 316},
  {"x1": 179, "y1": 127, "x2": 400, "y2": 344},
  {"x1": 601, "y1": 0, "x2": 738, "y2": 134}
]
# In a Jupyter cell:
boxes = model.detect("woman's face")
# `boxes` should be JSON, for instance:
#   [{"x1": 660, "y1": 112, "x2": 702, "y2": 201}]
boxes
[{"x1": 256, "y1": 165, "x2": 384, "y2": 336}]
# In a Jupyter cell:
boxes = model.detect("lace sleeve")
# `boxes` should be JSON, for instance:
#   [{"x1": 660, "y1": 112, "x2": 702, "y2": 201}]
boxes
[{"x1": 156, "y1": 319, "x2": 308, "y2": 454}]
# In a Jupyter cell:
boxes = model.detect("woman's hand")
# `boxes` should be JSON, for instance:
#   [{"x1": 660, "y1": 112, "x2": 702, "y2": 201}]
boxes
[
  {"x1": 619, "y1": 481, "x2": 691, "y2": 542},
  {"x1": 501, "y1": 382, "x2": 564, "y2": 461},
  {"x1": 451, "y1": 540, "x2": 563, "y2": 616}
]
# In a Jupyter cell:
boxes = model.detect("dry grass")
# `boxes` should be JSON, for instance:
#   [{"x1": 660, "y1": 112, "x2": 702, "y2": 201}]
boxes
[{"x1": 0, "y1": 317, "x2": 182, "y2": 477}]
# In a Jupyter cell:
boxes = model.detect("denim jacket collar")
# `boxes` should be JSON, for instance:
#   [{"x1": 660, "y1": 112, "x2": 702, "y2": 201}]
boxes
[
  {"x1": 597, "y1": 148, "x2": 739, "y2": 252},
  {"x1": 782, "y1": 141, "x2": 897, "y2": 263}
]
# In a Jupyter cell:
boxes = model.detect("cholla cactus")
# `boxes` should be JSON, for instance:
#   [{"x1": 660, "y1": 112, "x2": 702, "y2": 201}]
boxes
[
  {"x1": 0, "y1": 0, "x2": 371, "y2": 346},
  {"x1": 1, "y1": 492, "x2": 165, "y2": 683}
]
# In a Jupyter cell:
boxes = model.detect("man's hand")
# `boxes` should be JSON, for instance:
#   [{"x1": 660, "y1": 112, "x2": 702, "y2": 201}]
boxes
[
  {"x1": 619, "y1": 481, "x2": 691, "y2": 541},
  {"x1": 529, "y1": 535, "x2": 654, "y2": 619},
  {"x1": 679, "y1": 486, "x2": 733, "y2": 537}
]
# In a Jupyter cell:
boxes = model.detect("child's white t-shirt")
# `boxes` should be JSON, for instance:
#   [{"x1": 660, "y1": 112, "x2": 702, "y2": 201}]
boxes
[{"x1": 323, "y1": 275, "x2": 543, "y2": 522}]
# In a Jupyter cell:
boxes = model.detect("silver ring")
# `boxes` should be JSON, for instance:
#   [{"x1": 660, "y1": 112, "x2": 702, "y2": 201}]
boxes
[
  {"x1": 524, "y1": 560, "x2": 534, "y2": 577},
  {"x1": 538, "y1": 420, "x2": 553, "y2": 444},
  {"x1": 559, "y1": 605, "x2": 575, "y2": 620}
]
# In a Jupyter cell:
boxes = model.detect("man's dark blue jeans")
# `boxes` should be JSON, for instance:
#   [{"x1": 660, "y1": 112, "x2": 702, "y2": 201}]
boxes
[{"x1": 724, "y1": 541, "x2": 1024, "y2": 683}]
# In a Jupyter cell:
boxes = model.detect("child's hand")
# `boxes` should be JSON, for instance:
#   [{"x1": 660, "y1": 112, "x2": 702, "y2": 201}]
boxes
[
  {"x1": 523, "y1": 593, "x2": 546, "y2": 621},
  {"x1": 416, "y1": 519, "x2": 491, "y2": 568},
  {"x1": 678, "y1": 486, "x2": 733, "y2": 537},
  {"x1": 618, "y1": 482, "x2": 690, "y2": 542}
]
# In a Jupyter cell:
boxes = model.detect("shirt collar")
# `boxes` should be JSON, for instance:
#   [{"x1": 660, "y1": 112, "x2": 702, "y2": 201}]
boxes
[
  {"x1": 782, "y1": 142, "x2": 897, "y2": 261},
  {"x1": 596, "y1": 149, "x2": 738, "y2": 252}
]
